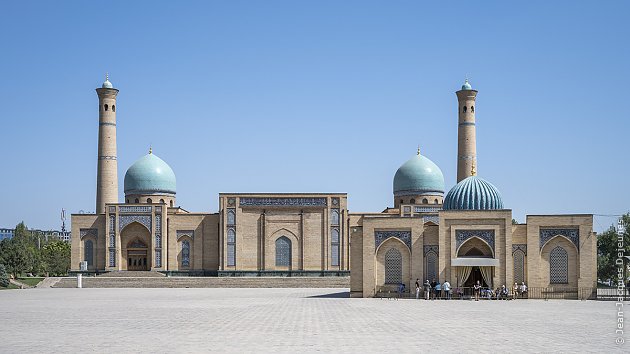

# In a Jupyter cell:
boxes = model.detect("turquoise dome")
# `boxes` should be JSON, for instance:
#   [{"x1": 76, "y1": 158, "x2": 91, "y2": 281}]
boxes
[
  {"x1": 443, "y1": 175, "x2": 503, "y2": 210},
  {"x1": 461, "y1": 79, "x2": 472, "y2": 90},
  {"x1": 393, "y1": 153, "x2": 445, "y2": 196},
  {"x1": 124, "y1": 152, "x2": 176, "y2": 196}
]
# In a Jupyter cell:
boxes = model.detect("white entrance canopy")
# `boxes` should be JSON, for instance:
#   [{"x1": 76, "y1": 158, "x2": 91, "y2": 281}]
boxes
[{"x1": 452, "y1": 258, "x2": 499, "y2": 267}]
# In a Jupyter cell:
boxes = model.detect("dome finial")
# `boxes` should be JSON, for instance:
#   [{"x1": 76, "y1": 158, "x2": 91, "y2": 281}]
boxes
[
  {"x1": 417, "y1": 145, "x2": 421, "y2": 156},
  {"x1": 106, "y1": 72, "x2": 109, "y2": 81},
  {"x1": 471, "y1": 159, "x2": 477, "y2": 176},
  {"x1": 149, "y1": 145, "x2": 152, "y2": 154}
]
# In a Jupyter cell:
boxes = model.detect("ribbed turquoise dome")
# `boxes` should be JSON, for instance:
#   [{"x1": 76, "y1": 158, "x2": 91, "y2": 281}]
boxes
[
  {"x1": 393, "y1": 153, "x2": 445, "y2": 196},
  {"x1": 124, "y1": 153, "x2": 176, "y2": 195},
  {"x1": 443, "y1": 176, "x2": 503, "y2": 210}
]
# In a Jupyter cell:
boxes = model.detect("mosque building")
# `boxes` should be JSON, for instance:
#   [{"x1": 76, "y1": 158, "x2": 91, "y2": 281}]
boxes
[{"x1": 71, "y1": 77, "x2": 597, "y2": 297}]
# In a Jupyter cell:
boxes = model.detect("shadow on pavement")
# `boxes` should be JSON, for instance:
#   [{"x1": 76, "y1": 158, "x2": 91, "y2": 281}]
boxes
[{"x1": 307, "y1": 291, "x2": 350, "y2": 298}]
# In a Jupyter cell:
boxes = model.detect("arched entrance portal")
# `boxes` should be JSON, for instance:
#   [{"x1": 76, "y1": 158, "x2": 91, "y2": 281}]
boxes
[{"x1": 120, "y1": 222, "x2": 152, "y2": 271}]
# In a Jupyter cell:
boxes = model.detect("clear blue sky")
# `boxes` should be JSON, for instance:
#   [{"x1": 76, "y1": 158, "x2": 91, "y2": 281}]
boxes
[{"x1": 1, "y1": 1, "x2": 628, "y2": 232}]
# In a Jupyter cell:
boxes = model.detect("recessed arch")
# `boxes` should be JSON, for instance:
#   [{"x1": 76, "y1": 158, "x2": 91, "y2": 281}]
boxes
[
  {"x1": 375, "y1": 236, "x2": 411, "y2": 255},
  {"x1": 376, "y1": 237, "x2": 411, "y2": 289},
  {"x1": 540, "y1": 234, "x2": 579, "y2": 254},
  {"x1": 457, "y1": 236, "x2": 494, "y2": 258},
  {"x1": 121, "y1": 220, "x2": 151, "y2": 234}
]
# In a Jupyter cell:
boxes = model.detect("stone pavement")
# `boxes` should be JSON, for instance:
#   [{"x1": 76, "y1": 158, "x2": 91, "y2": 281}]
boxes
[{"x1": 0, "y1": 288, "x2": 624, "y2": 353}]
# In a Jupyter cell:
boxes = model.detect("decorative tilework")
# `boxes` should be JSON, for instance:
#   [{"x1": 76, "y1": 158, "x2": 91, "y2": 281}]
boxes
[
  {"x1": 109, "y1": 249, "x2": 115, "y2": 267},
  {"x1": 155, "y1": 250, "x2": 161, "y2": 268},
  {"x1": 227, "y1": 198, "x2": 235, "y2": 206},
  {"x1": 109, "y1": 234, "x2": 115, "y2": 248},
  {"x1": 109, "y1": 215, "x2": 115, "y2": 233},
  {"x1": 384, "y1": 248, "x2": 402, "y2": 284},
  {"x1": 550, "y1": 246, "x2": 568, "y2": 284},
  {"x1": 275, "y1": 237, "x2": 291, "y2": 267},
  {"x1": 155, "y1": 215, "x2": 161, "y2": 233},
  {"x1": 513, "y1": 250, "x2": 525, "y2": 284},
  {"x1": 540, "y1": 228, "x2": 579, "y2": 251},
  {"x1": 425, "y1": 252, "x2": 438, "y2": 282},
  {"x1": 108, "y1": 206, "x2": 116, "y2": 213},
  {"x1": 423, "y1": 245, "x2": 439, "y2": 256},
  {"x1": 182, "y1": 240, "x2": 191, "y2": 267},
  {"x1": 375, "y1": 231, "x2": 411, "y2": 251},
  {"x1": 423, "y1": 215, "x2": 440, "y2": 224},
  {"x1": 98, "y1": 156, "x2": 117, "y2": 160},
  {"x1": 227, "y1": 209, "x2": 236, "y2": 226},
  {"x1": 177, "y1": 230, "x2": 194, "y2": 240},
  {"x1": 80, "y1": 228, "x2": 97, "y2": 240},
  {"x1": 155, "y1": 234, "x2": 161, "y2": 248},
  {"x1": 414, "y1": 206, "x2": 440, "y2": 213},
  {"x1": 119, "y1": 206, "x2": 152, "y2": 213},
  {"x1": 456, "y1": 230, "x2": 495, "y2": 252},
  {"x1": 119, "y1": 215, "x2": 151, "y2": 232},
  {"x1": 239, "y1": 197, "x2": 327, "y2": 207},
  {"x1": 512, "y1": 244, "x2": 527, "y2": 255},
  {"x1": 332, "y1": 197, "x2": 339, "y2": 206},
  {"x1": 331, "y1": 209, "x2": 340, "y2": 225}
]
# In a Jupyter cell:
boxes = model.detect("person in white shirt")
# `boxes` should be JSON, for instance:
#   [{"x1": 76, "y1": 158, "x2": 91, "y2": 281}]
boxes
[{"x1": 443, "y1": 280, "x2": 451, "y2": 300}]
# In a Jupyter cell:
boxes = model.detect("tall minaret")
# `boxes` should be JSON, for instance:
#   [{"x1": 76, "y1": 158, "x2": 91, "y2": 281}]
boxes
[
  {"x1": 455, "y1": 79, "x2": 478, "y2": 182},
  {"x1": 95, "y1": 74, "x2": 119, "y2": 213}
]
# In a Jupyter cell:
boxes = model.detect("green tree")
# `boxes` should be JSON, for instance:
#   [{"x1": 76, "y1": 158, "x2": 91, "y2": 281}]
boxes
[
  {"x1": 598, "y1": 214, "x2": 630, "y2": 284},
  {"x1": 42, "y1": 241, "x2": 71, "y2": 276},
  {"x1": 0, "y1": 264, "x2": 9, "y2": 287},
  {"x1": 0, "y1": 238, "x2": 30, "y2": 279}
]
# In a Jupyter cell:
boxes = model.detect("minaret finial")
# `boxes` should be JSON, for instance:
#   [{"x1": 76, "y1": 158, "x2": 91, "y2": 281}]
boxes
[
  {"x1": 471, "y1": 159, "x2": 477, "y2": 176},
  {"x1": 417, "y1": 145, "x2": 421, "y2": 155}
]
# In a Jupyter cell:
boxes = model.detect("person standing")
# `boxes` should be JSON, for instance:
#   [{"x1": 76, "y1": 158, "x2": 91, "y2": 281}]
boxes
[
  {"x1": 435, "y1": 281, "x2": 442, "y2": 300},
  {"x1": 424, "y1": 280, "x2": 431, "y2": 300},
  {"x1": 473, "y1": 280, "x2": 481, "y2": 301},
  {"x1": 415, "y1": 279, "x2": 421, "y2": 299},
  {"x1": 443, "y1": 280, "x2": 451, "y2": 300},
  {"x1": 520, "y1": 282, "x2": 528, "y2": 298},
  {"x1": 513, "y1": 283, "x2": 519, "y2": 299},
  {"x1": 431, "y1": 279, "x2": 437, "y2": 300}
]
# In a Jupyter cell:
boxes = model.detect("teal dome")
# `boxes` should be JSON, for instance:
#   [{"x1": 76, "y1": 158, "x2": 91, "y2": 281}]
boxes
[
  {"x1": 461, "y1": 79, "x2": 472, "y2": 90},
  {"x1": 393, "y1": 153, "x2": 445, "y2": 196},
  {"x1": 124, "y1": 152, "x2": 176, "y2": 196},
  {"x1": 443, "y1": 175, "x2": 503, "y2": 210}
]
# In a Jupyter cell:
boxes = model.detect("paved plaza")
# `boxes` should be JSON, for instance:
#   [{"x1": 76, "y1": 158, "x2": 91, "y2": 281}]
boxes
[{"x1": 0, "y1": 288, "x2": 624, "y2": 353}]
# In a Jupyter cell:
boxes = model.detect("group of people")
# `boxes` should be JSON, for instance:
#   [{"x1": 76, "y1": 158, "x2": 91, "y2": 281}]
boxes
[
  {"x1": 473, "y1": 280, "x2": 528, "y2": 301},
  {"x1": 412, "y1": 279, "x2": 452, "y2": 300},
  {"x1": 404, "y1": 279, "x2": 528, "y2": 300}
]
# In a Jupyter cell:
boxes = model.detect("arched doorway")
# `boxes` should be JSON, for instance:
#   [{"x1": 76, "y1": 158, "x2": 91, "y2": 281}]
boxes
[
  {"x1": 457, "y1": 238, "x2": 494, "y2": 289},
  {"x1": 127, "y1": 238, "x2": 149, "y2": 271}
]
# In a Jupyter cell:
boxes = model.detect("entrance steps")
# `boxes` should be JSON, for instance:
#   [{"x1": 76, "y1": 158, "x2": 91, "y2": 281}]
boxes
[
  {"x1": 97, "y1": 271, "x2": 166, "y2": 278},
  {"x1": 52, "y1": 276, "x2": 350, "y2": 288}
]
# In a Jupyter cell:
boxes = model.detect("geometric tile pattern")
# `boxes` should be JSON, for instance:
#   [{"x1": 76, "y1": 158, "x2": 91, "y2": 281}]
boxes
[{"x1": 374, "y1": 231, "x2": 411, "y2": 252}]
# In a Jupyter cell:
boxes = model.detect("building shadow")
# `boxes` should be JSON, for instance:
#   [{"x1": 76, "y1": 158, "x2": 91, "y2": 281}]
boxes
[{"x1": 307, "y1": 291, "x2": 350, "y2": 298}]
